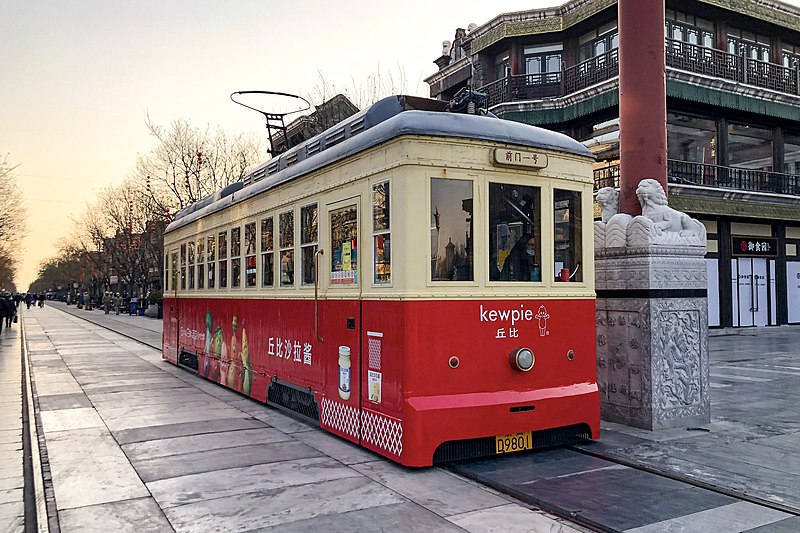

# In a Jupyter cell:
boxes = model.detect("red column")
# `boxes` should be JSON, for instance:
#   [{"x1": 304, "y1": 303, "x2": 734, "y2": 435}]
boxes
[{"x1": 618, "y1": 0, "x2": 667, "y2": 215}]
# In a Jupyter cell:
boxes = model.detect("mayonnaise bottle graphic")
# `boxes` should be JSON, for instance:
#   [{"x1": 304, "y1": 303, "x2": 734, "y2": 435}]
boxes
[{"x1": 338, "y1": 346, "x2": 351, "y2": 400}]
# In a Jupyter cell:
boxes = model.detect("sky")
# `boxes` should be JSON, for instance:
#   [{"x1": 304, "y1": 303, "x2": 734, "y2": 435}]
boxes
[{"x1": 3, "y1": 0, "x2": 800, "y2": 289}]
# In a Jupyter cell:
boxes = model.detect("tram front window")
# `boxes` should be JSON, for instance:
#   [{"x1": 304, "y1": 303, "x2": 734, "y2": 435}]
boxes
[
  {"x1": 489, "y1": 183, "x2": 541, "y2": 282},
  {"x1": 430, "y1": 178, "x2": 473, "y2": 281}
]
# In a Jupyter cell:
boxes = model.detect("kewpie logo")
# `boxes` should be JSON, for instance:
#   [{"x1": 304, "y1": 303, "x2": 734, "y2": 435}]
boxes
[
  {"x1": 479, "y1": 304, "x2": 535, "y2": 325},
  {"x1": 535, "y1": 305, "x2": 550, "y2": 336}
]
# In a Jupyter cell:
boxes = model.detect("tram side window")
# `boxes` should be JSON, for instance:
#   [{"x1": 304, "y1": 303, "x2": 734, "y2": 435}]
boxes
[
  {"x1": 373, "y1": 181, "x2": 391, "y2": 284},
  {"x1": 197, "y1": 238, "x2": 205, "y2": 290},
  {"x1": 430, "y1": 178, "x2": 473, "y2": 281},
  {"x1": 330, "y1": 205, "x2": 358, "y2": 284},
  {"x1": 261, "y1": 217, "x2": 274, "y2": 287},
  {"x1": 207, "y1": 235, "x2": 215, "y2": 289},
  {"x1": 231, "y1": 227, "x2": 241, "y2": 288},
  {"x1": 489, "y1": 183, "x2": 541, "y2": 282},
  {"x1": 553, "y1": 189, "x2": 583, "y2": 282},
  {"x1": 301, "y1": 204, "x2": 318, "y2": 285},
  {"x1": 279, "y1": 211, "x2": 295, "y2": 287},
  {"x1": 170, "y1": 252, "x2": 178, "y2": 292},
  {"x1": 218, "y1": 231, "x2": 228, "y2": 288},
  {"x1": 180, "y1": 243, "x2": 187, "y2": 290},
  {"x1": 187, "y1": 241, "x2": 195, "y2": 290},
  {"x1": 245, "y1": 222, "x2": 256, "y2": 288}
]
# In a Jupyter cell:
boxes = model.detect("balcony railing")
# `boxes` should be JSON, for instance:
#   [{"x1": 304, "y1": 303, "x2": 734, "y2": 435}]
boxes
[
  {"x1": 593, "y1": 160, "x2": 800, "y2": 196},
  {"x1": 478, "y1": 40, "x2": 799, "y2": 107},
  {"x1": 665, "y1": 39, "x2": 799, "y2": 95}
]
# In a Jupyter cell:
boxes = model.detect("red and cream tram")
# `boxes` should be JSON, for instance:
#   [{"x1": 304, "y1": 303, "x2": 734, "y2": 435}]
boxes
[{"x1": 162, "y1": 95, "x2": 599, "y2": 467}]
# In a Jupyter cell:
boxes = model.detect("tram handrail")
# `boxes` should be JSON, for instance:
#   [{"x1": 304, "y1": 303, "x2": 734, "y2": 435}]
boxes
[{"x1": 314, "y1": 249, "x2": 324, "y2": 342}]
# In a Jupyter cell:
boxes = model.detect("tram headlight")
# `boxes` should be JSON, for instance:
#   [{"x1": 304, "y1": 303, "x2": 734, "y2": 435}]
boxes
[{"x1": 509, "y1": 347, "x2": 535, "y2": 372}]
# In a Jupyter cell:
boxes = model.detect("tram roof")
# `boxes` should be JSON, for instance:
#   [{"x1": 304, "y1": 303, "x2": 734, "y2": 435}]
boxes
[{"x1": 166, "y1": 95, "x2": 593, "y2": 234}]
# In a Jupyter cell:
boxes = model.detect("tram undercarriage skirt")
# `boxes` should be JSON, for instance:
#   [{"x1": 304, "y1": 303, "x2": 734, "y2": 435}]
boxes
[
  {"x1": 267, "y1": 379, "x2": 320, "y2": 423},
  {"x1": 432, "y1": 423, "x2": 592, "y2": 464}
]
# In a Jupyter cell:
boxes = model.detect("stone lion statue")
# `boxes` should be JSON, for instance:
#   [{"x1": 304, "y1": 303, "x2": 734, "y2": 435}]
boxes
[
  {"x1": 636, "y1": 179, "x2": 704, "y2": 237},
  {"x1": 595, "y1": 187, "x2": 619, "y2": 223}
]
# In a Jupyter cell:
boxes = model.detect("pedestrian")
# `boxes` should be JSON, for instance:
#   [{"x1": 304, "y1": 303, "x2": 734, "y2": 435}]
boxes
[
  {"x1": 114, "y1": 293, "x2": 121, "y2": 315},
  {"x1": 38, "y1": 293, "x2": 45, "y2": 308},
  {"x1": 1, "y1": 294, "x2": 13, "y2": 328},
  {"x1": 103, "y1": 291, "x2": 111, "y2": 314},
  {"x1": 25, "y1": 293, "x2": 33, "y2": 310}
]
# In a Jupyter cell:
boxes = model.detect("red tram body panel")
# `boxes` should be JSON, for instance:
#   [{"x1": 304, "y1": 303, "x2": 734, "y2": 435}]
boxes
[{"x1": 163, "y1": 295, "x2": 599, "y2": 466}]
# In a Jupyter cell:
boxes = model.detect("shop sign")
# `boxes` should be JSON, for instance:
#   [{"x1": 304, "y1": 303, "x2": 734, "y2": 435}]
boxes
[{"x1": 731, "y1": 236, "x2": 778, "y2": 257}]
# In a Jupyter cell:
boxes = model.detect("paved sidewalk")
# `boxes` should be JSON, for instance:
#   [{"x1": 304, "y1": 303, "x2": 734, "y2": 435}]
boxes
[{"x1": 3, "y1": 304, "x2": 587, "y2": 533}]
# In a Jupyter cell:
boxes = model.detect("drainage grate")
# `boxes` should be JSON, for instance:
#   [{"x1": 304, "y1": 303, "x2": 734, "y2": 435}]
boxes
[
  {"x1": 267, "y1": 379, "x2": 320, "y2": 423},
  {"x1": 432, "y1": 424, "x2": 593, "y2": 464}
]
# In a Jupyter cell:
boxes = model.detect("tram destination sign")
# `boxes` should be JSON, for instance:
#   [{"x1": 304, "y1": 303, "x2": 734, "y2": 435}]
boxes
[
  {"x1": 493, "y1": 148, "x2": 548, "y2": 169},
  {"x1": 731, "y1": 236, "x2": 778, "y2": 257}
]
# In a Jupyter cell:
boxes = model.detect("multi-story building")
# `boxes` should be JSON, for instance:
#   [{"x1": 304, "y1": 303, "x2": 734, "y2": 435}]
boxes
[{"x1": 426, "y1": 0, "x2": 800, "y2": 328}]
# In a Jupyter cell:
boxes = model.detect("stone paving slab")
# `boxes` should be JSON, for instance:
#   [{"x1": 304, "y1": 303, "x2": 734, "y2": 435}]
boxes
[
  {"x1": 113, "y1": 417, "x2": 269, "y2": 445},
  {"x1": 45, "y1": 427, "x2": 150, "y2": 510},
  {"x1": 58, "y1": 497, "x2": 174, "y2": 533},
  {"x1": 623, "y1": 501, "x2": 789, "y2": 533},
  {"x1": 132, "y1": 440, "x2": 323, "y2": 482},
  {"x1": 257, "y1": 501, "x2": 466, "y2": 533},
  {"x1": 447, "y1": 503, "x2": 585, "y2": 533},
  {"x1": 159, "y1": 476, "x2": 406, "y2": 533},
  {"x1": 352, "y1": 460, "x2": 511, "y2": 517},
  {"x1": 121, "y1": 427, "x2": 292, "y2": 461},
  {"x1": 147, "y1": 456, "x2": 361, "y2": 508}
]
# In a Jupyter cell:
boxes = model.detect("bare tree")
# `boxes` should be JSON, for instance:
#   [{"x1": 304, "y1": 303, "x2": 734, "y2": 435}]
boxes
[
  {"x1": 133, "y1": 115, "x2": 264, "y2": 213},
  {"x1": 0, "y1": 154, "x2": 27, "y2": 290}
]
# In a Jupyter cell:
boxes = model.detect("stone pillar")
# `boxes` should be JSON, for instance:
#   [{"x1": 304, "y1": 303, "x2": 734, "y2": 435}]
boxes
[{"x1": 594, "y1": 181, "x2": 710, "y2": 430}]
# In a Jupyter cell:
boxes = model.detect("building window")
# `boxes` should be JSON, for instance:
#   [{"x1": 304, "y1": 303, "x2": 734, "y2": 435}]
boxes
[
  {"x1": 524, "y1": 44, "x2": 562, "y2": 86},
  {"x1": 728, "y1": 123, "x2": 772, "y2": 172},
  {"x1": 494, "y1": 51, "x2": 510, "y2": 80},
  {"x1": 206, "y1": 235, "x2": 215, "y2": 289},
  {"x1": 785, "y1": 132, "x2": 800, "y2": 177},
  {"x1": 218, "y1": 230, "x2": 228, "y2": 288},
  {"x1": 489, "y1": 183, "x2": 541, "y2": 282},
  {"x1": 665, "y1": 10, "x2": 714, "y2": 47},
  {"x1": 667, "y1": 113, "x2": 717, "y2": 164},
  {"x1": 782, "y1": 44, "x2": 800, "y2": 69},
  {"x1": 261, "y1": 217, "x2": 274, "y2": 287},
  {"x1": 554, "y1": 190, "x2": 582, "y2": 283},
  {"x1": 301, "y1": 204, "x2": 318, "y2": 285},
  {"x1": 728, "y1": 29, "x2": 771, "y2": 62},
  {"x1": 280, "y1": 211, "x2": 294, "y2": 287},
  {"x1": 431, "y1": 178, "x2": 473, "y2": 281},
  {"x1": 578, "y1": 20, "x2": 618, "y2": 62},
  {"x1": 372, "y1": 181, "x2": 391, "y2": 284}
]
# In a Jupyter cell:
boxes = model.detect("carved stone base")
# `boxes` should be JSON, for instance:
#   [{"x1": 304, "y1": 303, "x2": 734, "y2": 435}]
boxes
[{"x1": 596, "y1": 248, "x2": 710, "y2": 430}]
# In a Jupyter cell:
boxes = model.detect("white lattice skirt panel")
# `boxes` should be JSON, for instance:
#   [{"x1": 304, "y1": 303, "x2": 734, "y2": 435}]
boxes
[
  {"x1": 362, "y1": 410, "x2": 403, "y2": 457},
  {"x1": 320, "y1": 397, "x2": 360, "y2": 439}
]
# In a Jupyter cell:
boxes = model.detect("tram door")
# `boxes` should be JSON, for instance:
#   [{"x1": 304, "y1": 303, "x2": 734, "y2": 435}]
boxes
[
  {"x1": 731, "y1": 257, "x2": 776, "y2": 327},
  {"x1": 165, "y1": 250, "x2": 180, "y2": 364},
  {"x1": 325, "y1": 197, "x2": 363, "y2": 414}
]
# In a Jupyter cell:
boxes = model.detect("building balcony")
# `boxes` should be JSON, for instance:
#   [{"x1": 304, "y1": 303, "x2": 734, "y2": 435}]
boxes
[
  {"x1": 593, "y1": 160, "x2": 800, "y2": 197},
  {"x1": 479, "y1": 39, "x2": 800, "y2": 108}
]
